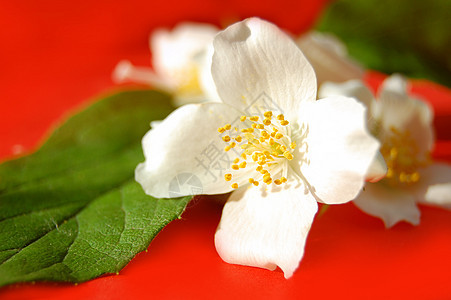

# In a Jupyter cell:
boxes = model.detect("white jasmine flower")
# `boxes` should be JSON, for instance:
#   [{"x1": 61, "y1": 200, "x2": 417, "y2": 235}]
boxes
[
  {"x1": 135, "y1": 18, "x2": 381, "y2": 278},
  {"x1": 320, "y1": 75, "x2": 451, "y2": 227},
  {"x1": 112, "y1": 22, "x2": 220, "y2": 106},
  {"x1": 297, "y1": 32, "x2": 364, "y2": 86}
]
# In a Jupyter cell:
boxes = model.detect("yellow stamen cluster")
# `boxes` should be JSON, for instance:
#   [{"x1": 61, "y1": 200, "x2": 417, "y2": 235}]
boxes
[
  {"x1": 380, "y1": 127, "x2": 430, "y2": 186},
  {"x1": 218, "y1": 111, "x2": 295, "y2": 189}
]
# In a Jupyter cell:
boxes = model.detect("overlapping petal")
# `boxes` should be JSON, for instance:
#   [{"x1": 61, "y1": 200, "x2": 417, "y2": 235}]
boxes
[
  {"x1": 215, "y1": 180, "x2": 318, "y2": 279},
  {"x1": 319, "y1": 80, "x2": 376, "y2": 124},
  {"x1": 353, "y1": 184, "x2": 420, "y2": 227},
  {"x1": 212, "y1": 18, "x2": 316, "y2": 121},
  {"x1": 295, "y1": 96, "x2": 380, "y2": 204},
  {"x1": 135, "y1": 102, "x2": 253, "y2": 198},
  {"x1": 297, "y1": 32, "x2": 364, "y2": 86}
]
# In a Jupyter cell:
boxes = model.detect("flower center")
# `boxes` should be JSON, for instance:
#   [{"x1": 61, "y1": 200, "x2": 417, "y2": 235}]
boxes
[
  {"x1": 218, "y1": 111, "x2": 296, "y2": 189},
  {"x1": 380, "y1": 126, "x2": 430, "y2": 186}
]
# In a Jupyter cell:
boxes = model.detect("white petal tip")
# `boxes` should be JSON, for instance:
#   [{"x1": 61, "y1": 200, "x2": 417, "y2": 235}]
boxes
[{"x1": 112, "y1": 60, "x2": 133, "y2": 83}]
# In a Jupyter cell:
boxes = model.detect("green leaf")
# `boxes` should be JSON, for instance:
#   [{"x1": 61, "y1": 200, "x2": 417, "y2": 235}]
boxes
[
  {"x1": 315, "y1": 0, "x2": 451, "y2": 87},
  {"x1": 0, "y1": 90, "x2": 192, "y2": 286}
]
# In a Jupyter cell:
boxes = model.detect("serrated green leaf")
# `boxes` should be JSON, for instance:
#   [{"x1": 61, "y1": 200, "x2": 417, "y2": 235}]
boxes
[
  {"x1": 315, "y1": 0, "x2": 451, "y2": 87},
  {"x1": 0, "y1": 90, "x2": 192, "y2": 286}
]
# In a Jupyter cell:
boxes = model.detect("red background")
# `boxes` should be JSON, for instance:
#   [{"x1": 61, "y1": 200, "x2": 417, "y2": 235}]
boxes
[{"x1": 1, "y1": 0, "x2": 451, "y2": 299}]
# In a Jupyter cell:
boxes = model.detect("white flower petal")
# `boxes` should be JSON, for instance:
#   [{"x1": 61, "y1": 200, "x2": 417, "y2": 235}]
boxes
[
  {"x1": 354, "y1": 183, "x2": 420, "y2": 227},
  {"x1": 414, "y1": 163, "x2": 451, "y2": 208},
  {"x1": 318, "y1": 80, "x2": 376, "y2": 125},
  {"x1": 151, "y1": 22, "x2": 218, "y2": 86},
  {"x1": 297, "y1": 32, "x2": 364, "y2": 86},
  {"x1": 199, "y1": 43, "x2": 222, "y2": 103},
  {"x1": 296, "y1": 96, "x2": 380, "y2": 204},
  {"x1": 135, "y1": 102, "x2": 252, "y2": 198},
  {"x1": 376, "y1": 76, "x2": 434, "y2": 154},
  {"x1": 215, "y1": 182, "x2": 318, "y2": 279},
  {"x1": 212, "y1": 18, "x2": 316, "y2": 121}
]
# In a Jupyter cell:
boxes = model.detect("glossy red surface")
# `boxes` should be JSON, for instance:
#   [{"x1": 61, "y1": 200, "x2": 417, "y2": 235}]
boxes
[{"x1": 1, "y1": 1, "x2": 451, "y2": 299}]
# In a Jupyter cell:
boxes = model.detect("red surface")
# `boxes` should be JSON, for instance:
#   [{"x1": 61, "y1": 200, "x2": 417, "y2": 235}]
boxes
[{"x1": 1, "y1": 1, "x2": 451, "y2": 299}]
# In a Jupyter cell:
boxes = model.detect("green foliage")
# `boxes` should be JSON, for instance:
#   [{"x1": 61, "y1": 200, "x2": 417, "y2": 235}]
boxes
[
  {"x1": 0, "y1": 90, "x2": 191, "y2": 286},
  {"x1": 316, "y1": 0, "x2": 451, "y2": 87}
]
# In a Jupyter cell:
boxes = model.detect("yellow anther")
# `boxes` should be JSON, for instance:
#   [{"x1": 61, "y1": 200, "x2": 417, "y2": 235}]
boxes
[
  {"x1": 257, "y1": 159, "x2": 266, "y2": 165},
  {"x1": 250, "y1": 116, "x2": 259, "y2": 121},
  {"x1": 218, "y1": 127, "x2": 225, "y2": 133},
  {"x1": 264, "y1": 111, "x2": 273, "y2": 118},
  {"x1": 260, "y1": 169, "x2": 268, "y2": 174},
  {"x1": 290, "y1": 142, "x2": 297, "y2": 149},
  {"x1": 241, "y1": 153, "x2": 247, "y2": 159},
  {"x1": 273, "y1": 127, "x2": 278, "y2": 132},
  {"x1": 253, "y1": 181, "x2": 259, "y2": 186},
  {"x1": 280, "y1": 177, "x2": 287, "y2": 183},
  {"x1": 272, "y1": 151, "x2": 279, "y2": 156},
  {"x1": 283, "y1": 151, "x2": 293, "y2": 160},
  {"x1": 269, "y1": 138, "x2": 275, "y2": 145},
  {"x1": 263, "y1": 118, "x2": 271, "y2": 126},
  {"x1": 240, "y1": 116, "x2": 246, "y2": 122},
  {"x1": 280, "y1": 120, "x2": 289, "y2": 126},
  {"x1": 257, "y1": 124, "x2": 265, "y2": 129},
  {"x1": 280, "y1": 145, "x2": 287, "y2": 152},
  {"x1": 231, "y1": 183, "x2": 238, "y2": 189},
  {"x1": 270, "y1": 132, "x2": 276, "y2": 138},
  {"x1": 239, "y1": 161, "x2": 247, "y2": 168},
  {"x1": 233, "y1": 158, "x2": 240, "y2": 164},
  {"x1": 256, "y1": 166, "x2": 263, "y2": 172},
  {"x1": 232, "y1": 164, "x2": 239, "y2": 170},
  {"x1": 224, "y1": 146, "x2": 231, "y2": 152},
  {"x1": 264, "y1": 178, "x2": 272, "y2": 185},
  {"x1": 263, "y1": 150, "x2": 271, "y2": 157},
  {"x1": 261, "y1": 131, "x2": 269, "y2": 138},
  {"x1": 275, "y1": 133, "x2": 283, "y2": 139},
  {"x1": 259, "y1": 137, "x2": 266, "y2": 143},
  {"x1": 249, "y1": 178, "x2": 255, "y2": 184},
  {"x1": 274, "y1": 179, "x2": 282, "y2": 185},
  {"x1": 252, "y1": 153, "x2": 258, "y2": 162},
  {"x1": 230, "y1": 142, "x2": 236, "y2": 148},
  {"x1": 225, "y1": 174, "x2": 232, "y2": 181},
  {"x1": 222, "y1": 136, "x2": 231, "y2": 142},
  {"x1": 277, "y1": 114, "x2": 284, "y2": 120},
  {"x1": 252, "y1": 123, "x2": 257, "y2": 128},
  {"x1": 235, "y1": 136, "x2": 242, "y2": 142},
  {"x1": 224, "y1": 124, "x2": 231, "y2": 130},
  {"x1": 245, "y1": 149, "x2": 253, "y2": 155}
]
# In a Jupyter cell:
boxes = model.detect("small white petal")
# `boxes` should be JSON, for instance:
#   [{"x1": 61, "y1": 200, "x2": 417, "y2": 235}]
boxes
[
  {"x1": 379, "y1": 74, "x2": 408, "y2": 96},
  {"x1": 318, "y1": 80, "x2": 376, "y2": 125},
  {"x1": 414, "y1": 163, "x2": 451, "y2": 208},
  {"x1": 354, "y1": 183, "x2": 420, "y2": 227},
  {"x1": 297, "y1": 32, "x2": 364, "y2": 86},
  {"x1": 135, "y1": 102, "x2": 252, "y2": 198},
  {"x1": 212, "y1": 18, "x2": 316, "y2": 121},
  {"x1": 296, "y1": 96, "x2": 380, "y2": 204},
  {"x1": 215, "y1": 182, "x2": 318, "y2": 279},
  {"x1": 366, "y1": 152, "x2": 387, "y2": 183}
]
